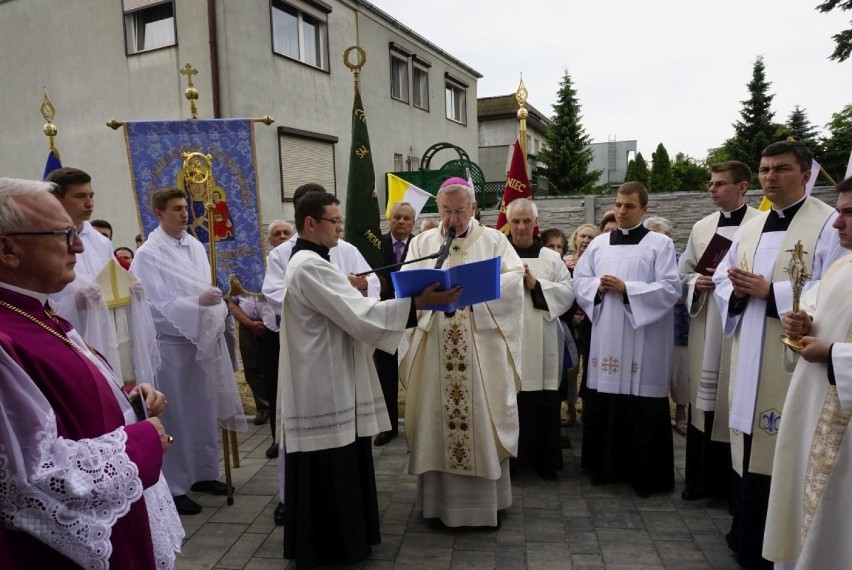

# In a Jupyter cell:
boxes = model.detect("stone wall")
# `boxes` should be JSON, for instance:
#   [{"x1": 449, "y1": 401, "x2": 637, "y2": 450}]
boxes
[{"x1": 409, "y1": 186, "x2": 838, "y2": 252}]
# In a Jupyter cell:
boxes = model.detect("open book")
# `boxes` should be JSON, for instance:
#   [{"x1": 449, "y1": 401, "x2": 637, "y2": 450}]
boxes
[{"x1": 391, "y1": 256, "x2": 501, "y2": 312}]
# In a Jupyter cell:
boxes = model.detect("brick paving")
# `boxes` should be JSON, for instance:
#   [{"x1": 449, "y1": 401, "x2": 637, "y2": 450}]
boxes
[{"x1": 174, "y1": 422, "x2": 739, "y2": 569}]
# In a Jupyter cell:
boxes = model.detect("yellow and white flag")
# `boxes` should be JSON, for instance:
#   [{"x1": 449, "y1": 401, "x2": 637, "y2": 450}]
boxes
[{"x1": 385, "y1": 173, "x2": 433, "y2": 218}]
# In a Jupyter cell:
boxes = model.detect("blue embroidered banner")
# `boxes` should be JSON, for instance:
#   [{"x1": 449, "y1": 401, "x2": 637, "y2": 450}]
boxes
[{"x1": 124, "y1": 119, "x2": 264, "y2": 294}]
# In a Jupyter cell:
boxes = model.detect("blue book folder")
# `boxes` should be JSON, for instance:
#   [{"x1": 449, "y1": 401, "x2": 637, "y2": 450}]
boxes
[{"x1": 391, "y1": 256, "x2": 502, "y2": 312}]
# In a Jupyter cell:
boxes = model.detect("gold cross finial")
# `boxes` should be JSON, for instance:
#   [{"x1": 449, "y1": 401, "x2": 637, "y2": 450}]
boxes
[
  {"x1": 180, "y1": 63, "x2": 200, "y2": 119},
  {"x1": 180, "y1": 63, "x2": 197, "y2": 85}
]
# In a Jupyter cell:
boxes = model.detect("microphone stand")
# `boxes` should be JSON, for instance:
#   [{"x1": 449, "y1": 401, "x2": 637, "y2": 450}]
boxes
[
  {"x1": 353, "y1": 249, "x2": 445, "y2": 277},
  {"x1": 355, "y1": 242, "x2": 458, "y2": 318}
]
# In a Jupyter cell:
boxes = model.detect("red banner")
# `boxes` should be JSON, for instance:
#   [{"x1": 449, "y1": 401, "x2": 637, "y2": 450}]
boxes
[{"x1": 495, "y1": 139, "x2": 532, "y2": 234}]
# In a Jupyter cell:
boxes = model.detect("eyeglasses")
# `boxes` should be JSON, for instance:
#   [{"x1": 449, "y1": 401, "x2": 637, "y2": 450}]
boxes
[
  {"x1": 4, "y1": 226, "x2": 77, "y2": 247},
  {"x1": 314, "y1": 216, "x2": 344, "y2": 227},
  {"x1": 707, "y1": 181, "x2": 735, "y2": 189}
]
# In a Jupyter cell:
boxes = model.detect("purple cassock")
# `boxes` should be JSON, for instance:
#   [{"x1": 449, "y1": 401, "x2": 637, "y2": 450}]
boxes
[{"x1": 0, "y1": 287, "x2": 164, "y2": 569}]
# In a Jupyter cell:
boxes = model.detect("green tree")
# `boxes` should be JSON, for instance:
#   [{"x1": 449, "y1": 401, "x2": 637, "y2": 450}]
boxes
[
  {"x1": 820, "y1": 104, "x2": 852, "y2": 182},
  {"x1": 649, "y1": 143, "x2": 675, "y2": 192},
  {"x1": 624, "y1": 152, "x2": 651, "y2": 187},
  {"x1": 817, "y1": 0, "x2": 852, "y2": 62},
  {"x1": 725, "y1": 55, "x2": 777, "y2": 170},
  {"x1": 785, "y1": 106, "x2": 820, "y2": 144},
  {"x1": 624, "y1": 159, "x2": 637, "y2": 183},
  {"x1": 538, "y1": 69, "x2": 603, "y2": 194},
  {"x1": 706, "y1": 143, "x2": 733, "y2": 166},
  {"x1": 672, "y1": 153, "x2": 711, "y2": 191}
]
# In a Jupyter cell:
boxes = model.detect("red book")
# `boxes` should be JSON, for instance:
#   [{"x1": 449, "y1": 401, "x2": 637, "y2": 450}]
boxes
[{"x1": 695, "y1": 233, "x2": 733, "y2": 277}]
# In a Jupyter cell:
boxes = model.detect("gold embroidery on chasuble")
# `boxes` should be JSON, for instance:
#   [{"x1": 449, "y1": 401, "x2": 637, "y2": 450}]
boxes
[
  {"x1": 440, "y1": 312, "x2": 473, "y2": 473},
  {"x1": 800, "y1": 324, "x2": 852, "y2": 548}
]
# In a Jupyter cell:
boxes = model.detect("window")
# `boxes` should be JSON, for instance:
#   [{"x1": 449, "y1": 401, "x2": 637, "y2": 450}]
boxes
[
  {"x1": 393, "y1": 153, "x2": 404, "y2": 172},
  {"x1": 278, "y1": 127, "x2": 338, "y2": 201},
  {"x1": 271, "y1": 0, "x2": 330, "y2": 71},
  {"x1": 445, "y1": 73, "x2": 468, "y2": 124},
  {"x1": 390, "y1": 53, "x2": 409, "y2": 103},
  {"x1": 412, "y1": 63, "x2": 429, "y2": 110},
  {"x1": 124, "y1": 1, "x2": 176, "y2": 55}
]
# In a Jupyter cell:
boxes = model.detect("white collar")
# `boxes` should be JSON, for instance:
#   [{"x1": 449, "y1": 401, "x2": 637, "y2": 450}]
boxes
[
  {"x1": 721, "y1": 203, "x2": 747, "y2": 218},
  {"x1": 0, "y1": 282, "x2": 49, "y2": 304},
  {"x1": 771, "y1": 195, "x2": 806, "y2": 218}
]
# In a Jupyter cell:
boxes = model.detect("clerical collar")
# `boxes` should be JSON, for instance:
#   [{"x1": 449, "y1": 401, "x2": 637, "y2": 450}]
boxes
[
  {"x1": 0, "y1": 281, "x2": 49, "y2": 304},
  {"x1": 509, "y1": 235, "x2": 542, "y2": 258},
  {"x1": 292, "y1": 237, "x2": 331, "y2": 262},
  {"x1": 763, "y1": 196, "x2": 807, "y2": 233},
  {"x1": 718, "y1": 204, "x2": 748, "y2": 227},
  {"x1": 610, "y1": 223, "x2": 649, "y2": 246},
  {"x1": 770, "y1": 194, "x2": 806, "y2": 219}
]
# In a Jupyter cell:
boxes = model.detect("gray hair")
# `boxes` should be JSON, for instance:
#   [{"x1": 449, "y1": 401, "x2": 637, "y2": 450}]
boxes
[
  {"x1": 0, "y1": 178, "x2": 55, "y2": 232},
  {"x1": 436, "y1": 183, "x2": 475, "y2": 204},
  {"x1": 643, "y1": 216, "x2": 672, "y2": 235},
  {"x1": 268, "y1": 219, "x2": 293, "y2": 236},
  {"x1": 390, "y1": 201, "x2": 416, "y2": 218},
  {"x1": 505, "y1": 197, "x2": 538, "y2": 219},
  {"x1": 420, "y1": 218, "x2": 437, "y2": 232}
]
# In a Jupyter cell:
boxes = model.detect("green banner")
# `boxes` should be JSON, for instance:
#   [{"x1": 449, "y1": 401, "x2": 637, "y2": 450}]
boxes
[{"x1": 343, "y1": 89, "x2": 383, "y2": 269}]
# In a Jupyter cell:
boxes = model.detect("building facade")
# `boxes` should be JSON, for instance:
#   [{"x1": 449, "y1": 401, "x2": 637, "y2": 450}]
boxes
[
  {"x1": 477, "y1": 94, "x2": 550, "y2": 188},
  {"x1": 0, "y1": 0, "x2": 480, "y2": 246}
]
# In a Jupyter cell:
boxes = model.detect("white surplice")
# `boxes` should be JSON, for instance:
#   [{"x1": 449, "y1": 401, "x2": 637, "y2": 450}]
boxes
[
  {"x1": 276, "y1": 248, "x2": 410, "y2": 452},
  {"x1": 518, "y1": 247, "x2": 575, "y2": 392},
  {"x1": 573, "y1": 230, "x2": 681, "y2": 398},
  {"x1": 398, "y1": 220, "x2": 524, "y2": 527},
  {"x1": 764, "y1": 255, "x2": 852, "y2": 567},
  {"x1": 262, "y1": 235, "x2": 379, "y2": 331},
  {"x1": 131, "y1": 227, "x2": 246, "y2": 495},
  {"x1": 679, "y1": 206, "x2": 760, "y2": 439},
  {"x1": 50, "y1": 221, "x2": 121, "y2": 371}
]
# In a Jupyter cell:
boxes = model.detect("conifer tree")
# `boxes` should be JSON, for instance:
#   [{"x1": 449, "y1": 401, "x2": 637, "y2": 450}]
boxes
[
  {"x1": 820, "y1": 104, "x2": 852, "y2": 182},
  {"x1": 538, "y1": 70, "x2": 602, "y2": 194},
  {"x1": 650, "y1": 143, "x2": 675, "y2": 192},
  {"x1": 725, "y1": 56, "x2": 777, "y2": 170},
  {"x1": 785, "y1": 106, "x2": 821, "y2": 148},
  {"x1": 624, "y1": 152, "x2": 650, "y2": 187}
]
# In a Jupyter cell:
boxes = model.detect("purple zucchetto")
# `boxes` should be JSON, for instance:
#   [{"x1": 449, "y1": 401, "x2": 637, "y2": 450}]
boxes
[{"x1": 440, "y1": 177, "x2": 470, "y2": 188}]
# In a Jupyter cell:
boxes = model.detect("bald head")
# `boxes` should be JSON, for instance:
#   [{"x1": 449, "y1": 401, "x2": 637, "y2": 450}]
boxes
[{"x1": 268, "y1": 220, "x2": 294, "y2": 248}]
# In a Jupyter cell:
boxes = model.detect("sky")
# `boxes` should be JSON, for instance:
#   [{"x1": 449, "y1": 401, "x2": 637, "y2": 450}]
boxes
[{"x1": 368, "y1": 0, "x2": 851, "y2": 161}]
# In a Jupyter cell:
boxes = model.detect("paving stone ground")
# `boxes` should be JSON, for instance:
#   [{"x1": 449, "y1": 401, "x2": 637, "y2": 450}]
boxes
[{"x1": 174, "y1": 422, "x2": 739, "y2": 569}]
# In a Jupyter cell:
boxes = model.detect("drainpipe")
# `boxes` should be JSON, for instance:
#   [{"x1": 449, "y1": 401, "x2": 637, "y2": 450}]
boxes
[{"x1": 207, "y1": 0, "x2": 221, "y2": 118}]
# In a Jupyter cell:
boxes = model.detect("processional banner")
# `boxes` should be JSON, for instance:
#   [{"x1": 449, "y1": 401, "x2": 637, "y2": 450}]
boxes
[{"x1": 124, "y1": 119, "x2": 264, "y2": 294}]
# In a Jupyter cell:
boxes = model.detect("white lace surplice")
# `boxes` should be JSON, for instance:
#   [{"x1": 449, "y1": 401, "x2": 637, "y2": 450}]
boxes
[{"x1": 0, "y1": 340, "x2": 183, "y2": 569}]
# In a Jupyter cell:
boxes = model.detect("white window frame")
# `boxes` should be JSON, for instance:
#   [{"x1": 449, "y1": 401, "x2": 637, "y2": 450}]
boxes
[
  {"x1": 123, "y1": 0, "x2": 176, "y2": 55},
  {"x1": 412, "y1": 61, "x2": 430, "y2": 111},
  {"x1": 271, "y1": 0, "x2": 330, "y2": 71},
  {"x1": 445, "y1": 74, "x2": 468, "y2": 125},
  {"x1": 390, "y1": 51, "x2": 410, "y2": 103}
]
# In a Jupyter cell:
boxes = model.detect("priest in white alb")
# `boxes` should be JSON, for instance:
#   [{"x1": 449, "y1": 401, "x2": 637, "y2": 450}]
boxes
[
  {"x1": 131, "y1": 187, "x2": 246, "y2": 516},
  {"x1": 573, "y1": 181, "x2": 680, "y2": 497},
  {"x1": 763, "y1": 177, "x2": 852, "y2": 568},
  {"x1": 399, "y1": 177, "x2": 524, "y2": 528},
  {"x1": 712, "y1": 142, "x2": 844, "y2": 568},
  {"x1": 679, "y1": 160, "x2": 760, "y2": 502},
  {"x1": 505, "y1": 198, "x2": 574, "y2": 481},
  {"x1": 276, "y1": 191, "x2": 459, "y2": 566},
  {"x1": 46, "y1": 167, "x2": 159, "y2": 387}
]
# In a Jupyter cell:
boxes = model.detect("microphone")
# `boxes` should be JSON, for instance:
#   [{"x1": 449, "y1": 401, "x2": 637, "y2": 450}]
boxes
[{"x1": 433, "y1": 229, "x2": 456, "y2": 269}]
